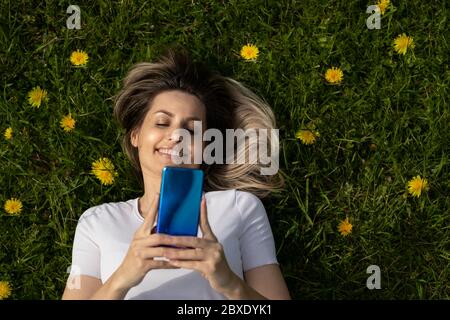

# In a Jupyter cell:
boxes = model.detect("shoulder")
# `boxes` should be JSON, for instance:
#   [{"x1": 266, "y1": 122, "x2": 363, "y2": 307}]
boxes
[
  {"x1": 78, "y1": 198, "x2": 137, "y2": 225},
  {"x1": 205, "y1": 189, "x2": 261, "y2": 205},
  {"x1": 205, "y1": 189, "x2": 265, "y2": 219},
  {"x1": 234, "y1": 190, "x2": 263, "y2": 209}
]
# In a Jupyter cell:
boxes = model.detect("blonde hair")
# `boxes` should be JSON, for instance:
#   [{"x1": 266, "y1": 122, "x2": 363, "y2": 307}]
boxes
[{"x1": 113, "y1": 48, "x2": 283, "y2": 198}]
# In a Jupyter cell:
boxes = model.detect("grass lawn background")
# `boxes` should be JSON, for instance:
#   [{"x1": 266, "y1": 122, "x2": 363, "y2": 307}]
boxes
[{"x1": 0, "y1": 0, "x2": 449, "y2": 299}]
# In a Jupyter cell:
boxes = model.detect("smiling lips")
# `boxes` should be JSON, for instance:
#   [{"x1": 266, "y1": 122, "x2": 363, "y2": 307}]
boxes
[
  {"x1": 156, "y1": 148, "x2": 184, "y2": 160},
  {"x1": 158, "y1": 148, "x2": 179, "y2": 156}
]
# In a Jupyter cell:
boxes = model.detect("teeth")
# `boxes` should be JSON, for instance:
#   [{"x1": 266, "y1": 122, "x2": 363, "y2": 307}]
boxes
[{"x1": 158, "y1": 149, "x2": 180, "y2": 156}]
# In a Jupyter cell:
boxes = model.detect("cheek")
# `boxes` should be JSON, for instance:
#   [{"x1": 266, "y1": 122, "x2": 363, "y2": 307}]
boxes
[{"x1": 140, "y1": 128, "x2": 162, "y2": 151}]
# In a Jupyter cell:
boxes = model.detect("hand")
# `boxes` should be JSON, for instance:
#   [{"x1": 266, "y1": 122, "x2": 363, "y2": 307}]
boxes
[
  {"x1": 162, "y1": 196, "x2": 237, "y2": 294},
  {"x1": 113, "y1": 193, "x2": 178, "y2": 291}
]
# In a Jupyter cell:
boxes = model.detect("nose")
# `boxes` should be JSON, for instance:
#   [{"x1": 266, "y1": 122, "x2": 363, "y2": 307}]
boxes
[{"x1": 168, "y1": 128, "x2": 183, "y2": 143}]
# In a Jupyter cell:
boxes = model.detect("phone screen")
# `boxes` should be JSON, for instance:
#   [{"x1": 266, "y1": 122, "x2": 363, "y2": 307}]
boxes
[{"x1": 156, "y1": 166, "x2": 204, "y2": 237}]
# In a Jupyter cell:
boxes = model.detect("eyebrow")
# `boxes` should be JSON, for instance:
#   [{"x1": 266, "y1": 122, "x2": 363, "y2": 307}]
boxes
[{"x1": 153, "y1": 110, "x2": 201, "y2": 122}]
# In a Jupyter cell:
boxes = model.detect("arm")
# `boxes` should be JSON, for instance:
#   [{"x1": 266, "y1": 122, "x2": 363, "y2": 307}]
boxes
[
  {"x1": 61, "y1": 273, "x2": 129, "y2": 300},
  {"x1": 233, "y1": 191, "x2": 290, "y2": 299},
  {"x1": 222, "y1": 264, "x2": 291, "y2": 300},
  {"x1": 163, "y1": 196, "x2": 291, "y2": 300},
  {"x1": 61, "y1": 275, "x2": 102, "y2": 300},
  {"x1": 63, "y1": 193, "x2": 175, "y2": 300}
]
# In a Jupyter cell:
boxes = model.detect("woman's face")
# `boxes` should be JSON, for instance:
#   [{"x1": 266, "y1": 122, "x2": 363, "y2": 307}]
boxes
[{"x1": 131, "y1": 90, "x2": 206, "y2": 179}]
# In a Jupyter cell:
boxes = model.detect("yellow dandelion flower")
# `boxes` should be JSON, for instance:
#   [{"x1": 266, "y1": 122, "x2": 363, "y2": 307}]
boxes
[
  {"x1": 91, "y1": 157, "x2": 118, "y2": 185},
  {"x1": 338, "y1": 217, "x2": 353, "y2": 236},
  {"x1": 27, "y1": 86, "x2": 48, "y2": 108},
  {"x1": 393, "y1": 34, "x2": 414, "y2": 55},
  {"x1": 60, "y1": 113, "x2": 76, "y2": 132},
  {"x1": 325, "y1": 67, "x2": 344, "y2": 84},
  {"x1": 407, "y1": 175, "x2": 429, "y2": 198},
  {"x1": 0, "y1": 281, "x2": 12, "y2": 300},
  {"x1": 70, "y1": 49, "x2": 89, "y2": 66},
  {"x1": 240, "y1": 44, "x2": 259, "y2": 61},
  {"x1": 296, "y1": 129, "x2": 320, "y2": 145},
  {"x1": 377, "y1": 0, "x2": 390, "y2": 15},
  {"x1": 4, "y1": 127, "x2": 13, "y2": 140},
  {"x1": 4, "y1": 198, "x2": 23, "y2": 215}
]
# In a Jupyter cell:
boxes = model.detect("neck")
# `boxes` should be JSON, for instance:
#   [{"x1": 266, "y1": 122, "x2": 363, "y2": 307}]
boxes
[{"x1": 138, "y1": 169, "x2": 162, "y2": 219}]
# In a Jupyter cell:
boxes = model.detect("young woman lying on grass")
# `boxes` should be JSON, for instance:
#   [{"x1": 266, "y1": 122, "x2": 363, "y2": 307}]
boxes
[{"x1": 62, "y1": 48, "x2": 290, "y2": 300}]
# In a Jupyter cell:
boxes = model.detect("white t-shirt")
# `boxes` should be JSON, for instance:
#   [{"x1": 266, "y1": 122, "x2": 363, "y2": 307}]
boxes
[{"x1": 69, "y1": 189, "x2": 278, "y2": 299}]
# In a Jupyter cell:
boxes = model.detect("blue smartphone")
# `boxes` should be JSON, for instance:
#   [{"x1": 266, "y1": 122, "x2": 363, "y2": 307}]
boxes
[{"x1": 156, "y1": 166, "x2": 204, "y2": 237}]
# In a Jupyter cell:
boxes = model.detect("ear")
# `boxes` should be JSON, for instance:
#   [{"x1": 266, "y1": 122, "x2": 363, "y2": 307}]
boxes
[{"x1": 130, "y1": 129, "x2": 139, "y2": 148}]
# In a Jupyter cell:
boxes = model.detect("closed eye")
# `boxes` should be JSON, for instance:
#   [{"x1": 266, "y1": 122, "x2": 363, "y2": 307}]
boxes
[{"x1": 156, "y1": 123, "x2": 194, "y2": 134}]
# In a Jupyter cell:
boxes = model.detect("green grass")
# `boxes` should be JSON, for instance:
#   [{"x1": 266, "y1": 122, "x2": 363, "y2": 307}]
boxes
[{"x1": 1, "y1": 0, "x2": 449, "y2": 299}]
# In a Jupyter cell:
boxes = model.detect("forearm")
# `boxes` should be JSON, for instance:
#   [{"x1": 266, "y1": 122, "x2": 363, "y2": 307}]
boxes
[
  {"x1": 89, "y1": 272, "x2": 130, "y2": 300},
  {"x1": 221, "y1": 274, "x2": 268, "y2": 300}
]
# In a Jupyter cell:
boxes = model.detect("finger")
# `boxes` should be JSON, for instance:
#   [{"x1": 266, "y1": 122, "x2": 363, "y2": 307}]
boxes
[
  {"x1": 136, "y1": 246, "x2": 170, "y2": 259},
  {"x1": 139, "y1": 193, "x2": 160, "y2": 235},
  {"x1": 137, "y1": 233, "x2": 210, "y2": 249},
  {"x1": 163, "y1": 248, "x2": 204, "y2": 261},
  {"x1": 147, "y1": 260, "x2": 180, "y2": 270},
  {"x1": 199, "y1": 196, "x2": 217, "y2": 241},
  {"x1": 136, "y1": 245, "x2": 202, "y2": 262},
  {"x1": 135, "y1": 233, "x2": 177, "y2": 249},
  {"x1": 133, "y1": 233, "x2": 169, "y2": 246},
  {"x1": 168, "y1": 260, "x2": 202, "y2": 271},
  {"x1": 163, "y1": 235, "x2": 209, "y2": 248}
]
